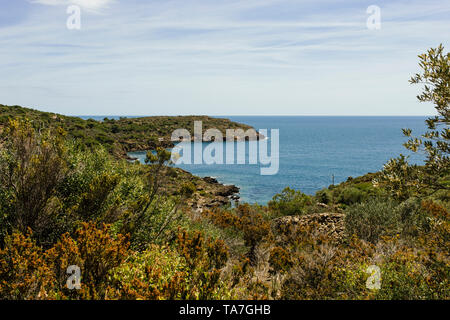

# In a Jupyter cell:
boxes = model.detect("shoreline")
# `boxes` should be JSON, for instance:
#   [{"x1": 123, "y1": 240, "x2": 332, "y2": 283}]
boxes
[{"x1": 128, "y1": 151, "x2": 241, "y2": 209}]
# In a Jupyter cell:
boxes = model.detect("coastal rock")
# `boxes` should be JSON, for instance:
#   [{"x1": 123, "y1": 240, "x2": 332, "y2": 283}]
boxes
[
  {"x1": 215, "y1": 185, "x2": 239, "y2": 197},
  {"x1": 186, "y1": 176, "x2": 240, "y2": 212},
  {"x1": 203, "y1": 176, "x2": 219, "y2": 184}
]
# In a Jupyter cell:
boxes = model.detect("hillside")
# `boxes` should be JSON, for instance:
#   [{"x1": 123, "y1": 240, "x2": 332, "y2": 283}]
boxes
[{"x1": 0, "y1": 104, "x2": 259, "y2": 158}]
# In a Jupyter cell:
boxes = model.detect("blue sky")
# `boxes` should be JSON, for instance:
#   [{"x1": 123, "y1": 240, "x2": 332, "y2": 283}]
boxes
[{"x1": 0, "y1": 0, "x2": 449, "y2": 116}]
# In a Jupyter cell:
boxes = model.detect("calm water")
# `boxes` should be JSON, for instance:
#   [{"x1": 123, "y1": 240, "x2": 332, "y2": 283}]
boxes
[{"x1": 81, "y1": 116, "x2": 428, "y2": 204}]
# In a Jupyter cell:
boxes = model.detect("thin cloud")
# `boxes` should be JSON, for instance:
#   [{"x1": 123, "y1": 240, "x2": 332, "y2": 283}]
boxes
[
  {"x1": 30, "y1": 0, "x2": 115, "y2": 13},
  {"x1": 2, "y1": 0, "x2": 449, "y2": 115}
]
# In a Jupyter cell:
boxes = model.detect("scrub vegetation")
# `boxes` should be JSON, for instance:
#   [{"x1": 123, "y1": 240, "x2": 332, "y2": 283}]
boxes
[{"x1": 0, "y1": 45, "x2": 448, "y2": 300}]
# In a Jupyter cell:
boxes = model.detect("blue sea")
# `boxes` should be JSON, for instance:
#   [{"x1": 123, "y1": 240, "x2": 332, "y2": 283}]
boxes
[{"x1": 81, "y1": 116, "x2": 428, "y2": 204}]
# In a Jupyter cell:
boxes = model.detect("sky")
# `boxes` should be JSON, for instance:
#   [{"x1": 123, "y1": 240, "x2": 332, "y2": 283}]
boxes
[{"x1": 0, "y1": 0, "x2": 449, "y2": 116}]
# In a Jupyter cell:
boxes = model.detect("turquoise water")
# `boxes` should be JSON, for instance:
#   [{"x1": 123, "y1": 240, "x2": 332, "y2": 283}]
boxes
[{"x1": 122, "y1": 116, "x2": 429, "y2": 204}]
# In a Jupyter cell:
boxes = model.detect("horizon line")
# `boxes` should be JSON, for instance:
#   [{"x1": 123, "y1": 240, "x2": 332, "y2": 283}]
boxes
[
  {"x1": 3, "y1": 104, "x2": 435, "y2": 118},
  {"x1": 71, "y1": 114, "x2": 435, "y2": 117}
]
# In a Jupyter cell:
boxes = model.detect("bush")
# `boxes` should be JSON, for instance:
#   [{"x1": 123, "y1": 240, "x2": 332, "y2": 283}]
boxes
[
  {"x1": 278, "y1": 230, "x2": 374, "y2": 300},
  {"x1": 0, "y1": 119, "x2": 68, "y2": 244},
  {"x1": 205, "y1": 204, "x2": 271, "y2": 265},
  {"x1": 107, "y1": 245, "x2": 188, "y2": 299},
  {"x1": 269, "y1": 246, "x2": 292, "y2": 275},
  {"x1": 337, "y1": 187, "x2": 365, "y2": 205},
  {"x1": 315, "y1": 189, "x2": 332, "y2": 204},
  {"x1": 109, "y1": 228, "x2": 231, "y2": 299},
  {"x1": 128, "y1": 196, "x2": 182, "y2": 249},
  {"x1": 0, "y1": 222, "x2": 130, "y2": 300},
  {"x1": 0, "y1": 231, "x2": 56, "y2": 300},
  {"x1": 345, "y1": 199, "x2": 401, "y2": 243},
  {"x1": 395, "y1": 198, "x2": 430, "y2": 237},
  {"x1": 268, "y1": 187, "x2": 312, "y2": 217}
]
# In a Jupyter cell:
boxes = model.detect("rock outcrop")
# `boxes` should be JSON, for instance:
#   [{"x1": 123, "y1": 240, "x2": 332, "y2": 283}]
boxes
[
  {"x1": 202, "y1": 176, "x2": 219, "y2": 184},
  {"x1": 185, "y1": 176, "x2": 240, "y2": 212}
]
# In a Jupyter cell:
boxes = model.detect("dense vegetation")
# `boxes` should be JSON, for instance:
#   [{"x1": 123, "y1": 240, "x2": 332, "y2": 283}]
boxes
[
  {"x1": 0, "y1": 105, "x2": 256, "y2": 158},
  {"x1": 0, "y1": 46, "x2": 448, "y2": 300}
]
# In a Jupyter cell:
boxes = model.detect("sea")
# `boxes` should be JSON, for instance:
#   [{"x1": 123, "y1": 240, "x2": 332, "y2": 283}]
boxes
[{"x1": 80, "y1": 116, "x2": 428, "y2": 204}]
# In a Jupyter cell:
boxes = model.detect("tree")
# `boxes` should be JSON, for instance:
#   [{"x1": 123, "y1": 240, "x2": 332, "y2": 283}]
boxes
[
  {"x1": 127, "y1": 147, "x2": 196, "y2": 248},
  {"x1": 0, "y1": 119, "x2": 68, "y2": 242},
  {"x1": 377, "y1": 44, "x2": 449, "y2": 198}
]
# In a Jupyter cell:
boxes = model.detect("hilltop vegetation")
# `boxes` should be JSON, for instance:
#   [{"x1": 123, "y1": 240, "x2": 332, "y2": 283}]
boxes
[
  {"x1": 0, "y1": 45, "x2": 448, "y2": 300},
  {"x1": 0, "y1": 104, "x2": 256, "y2": 158}
]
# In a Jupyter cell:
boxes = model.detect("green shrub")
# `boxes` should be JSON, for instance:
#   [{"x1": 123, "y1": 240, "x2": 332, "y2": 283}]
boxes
[
  {"x1": 107, "y1": 244, "x2": 189, "y2": 299},
  {"x1": 338, "y1": 187, "x2": 365, "y2": 205},
  {"x1": 0, "y1": 120, "x2": 68, "y2": 244},
  {"x1": 345, "y1": 199, "x2": 401, "y2": 243},
  {"x1": 395, "y1": 198, "x2": 430, "y2": 237},
  {"x1": 268, "y1": 187, "x2": 312, "y2": 217},
  {"x1": 95, "y1": 133, "x2": 114, "y2": 144},
  {"x1": 315, "y1": 189, "x2": 332, "y2": 204}
]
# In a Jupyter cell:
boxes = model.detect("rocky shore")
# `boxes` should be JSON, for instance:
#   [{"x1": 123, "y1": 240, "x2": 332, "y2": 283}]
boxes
[
  {"x1": 163, "y1": 167, "x2": 240, "y2": 211},
  {"x1": 1, "y1": 105, "x2": 249, "y2": 210},
  {"x1": 189, "y1": 176, "x2": 240, "y2": 212}
]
